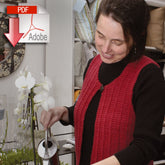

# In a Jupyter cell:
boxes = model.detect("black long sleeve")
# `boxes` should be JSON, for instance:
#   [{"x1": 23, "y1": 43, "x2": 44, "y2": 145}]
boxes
[
  {"x1": 115, "y1": 63, "x2": 165, "y2": 165},
  {"x1": 66, "y1": 58, "x2": 165, "y2": 165}
]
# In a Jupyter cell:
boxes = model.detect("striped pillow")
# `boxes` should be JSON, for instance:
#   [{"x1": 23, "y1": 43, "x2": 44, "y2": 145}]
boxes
[
  {"x1": 75, "y1": 3, "x2": 95, "y2": 43},
  {"x1": 90, "y1": 0, "x2": 101, "y2": 25}
]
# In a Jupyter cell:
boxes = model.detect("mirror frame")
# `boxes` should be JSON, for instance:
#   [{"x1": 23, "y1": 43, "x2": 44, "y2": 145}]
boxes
[
  {"x1": 0, "y1": 12, "x2": 25, "y2": 78},
  {"x1": 0, "y1": 43, "x2": 25, "y2": 78}
]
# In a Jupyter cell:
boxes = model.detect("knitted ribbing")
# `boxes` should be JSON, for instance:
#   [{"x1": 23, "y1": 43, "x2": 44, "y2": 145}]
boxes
[{"x1": 74, "y1": 55, "x2": 157, "y2": 165}]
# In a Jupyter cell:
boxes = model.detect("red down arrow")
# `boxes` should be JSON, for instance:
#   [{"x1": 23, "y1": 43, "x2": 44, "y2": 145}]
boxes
[{"x1": 4, "y1": 17, "x2": 24, "y2": 47}]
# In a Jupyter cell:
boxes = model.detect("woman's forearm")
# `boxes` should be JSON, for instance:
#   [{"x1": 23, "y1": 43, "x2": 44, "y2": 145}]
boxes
[
  {"x1": 92, "y1": 155, "x2": 120, "y2": 165},
  {"x1": 60, "y1": 106, "x2": 69, "y2": 123}
]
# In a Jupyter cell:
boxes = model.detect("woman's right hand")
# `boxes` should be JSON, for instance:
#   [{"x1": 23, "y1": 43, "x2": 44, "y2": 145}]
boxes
[{"x1": 40, "y1": 106, "x2": 69, "y2": 130}]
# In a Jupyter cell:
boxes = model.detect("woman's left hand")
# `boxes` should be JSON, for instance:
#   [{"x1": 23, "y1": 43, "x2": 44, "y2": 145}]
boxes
[{"x1": 91, "y1": 155, "x2": 120, "y2": 165}]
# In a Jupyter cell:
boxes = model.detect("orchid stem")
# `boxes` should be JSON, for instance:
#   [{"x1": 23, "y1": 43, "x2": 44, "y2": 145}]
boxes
[{"x1": 30, "y1": 88, "x2": 36, "y2": 165}]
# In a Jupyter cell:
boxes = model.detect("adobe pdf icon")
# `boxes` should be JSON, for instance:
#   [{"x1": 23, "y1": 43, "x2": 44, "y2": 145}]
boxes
[{"x1": 18, "y1": 4, "x2": 49, "y2": 43}]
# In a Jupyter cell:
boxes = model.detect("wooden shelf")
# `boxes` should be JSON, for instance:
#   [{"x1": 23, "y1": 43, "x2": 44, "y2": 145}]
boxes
[
  {"x1": 74, "y1": 86, "x2": 81, "y2": 90},
  {"x1": 145, "y1": 47, "x2": 165, "y2": 64}
]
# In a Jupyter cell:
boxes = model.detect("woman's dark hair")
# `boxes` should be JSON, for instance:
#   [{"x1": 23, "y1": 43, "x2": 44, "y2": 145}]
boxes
[{"x1": 96, "y1": 0, "x2": 150, "y2": 61}]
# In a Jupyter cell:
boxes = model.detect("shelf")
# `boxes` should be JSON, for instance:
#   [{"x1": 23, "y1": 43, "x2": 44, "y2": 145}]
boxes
[
  {"x1": 57, "y1": 140, "x2": 75, "y2": 156},
  {"x1": 154, "y1": 160, "x2": 165, "y2": 165},
  {"x1": 74, "y1": 86, "x2": 81, "y2": 90},
  {"x1": 145, "y1": 47, "x2": 165, "y2": 62},
  {"x1": 145, "y1": 0, "x2": 165, "y2": 8}
]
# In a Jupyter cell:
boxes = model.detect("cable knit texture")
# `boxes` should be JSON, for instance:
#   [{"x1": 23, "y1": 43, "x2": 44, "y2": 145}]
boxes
[{"x1": 74, "y1": 55, "x2": 158, "y2": 165}]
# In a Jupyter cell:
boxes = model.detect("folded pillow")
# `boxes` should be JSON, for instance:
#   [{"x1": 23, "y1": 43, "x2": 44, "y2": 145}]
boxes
[
  {"x1": 75, "y1": 3, "x2": 95, "y2": 43},
  {"x1": 87, "y1": 0, "x2": 95, "y2": 3},
  {"x1": 74, "y1": 41, "x2": 83, "y2": 76},
  {"x1": 83, "y1": 42, "x2": 97, "y2": 62},
  {"x1": 145, "y1": 0, "x2": 165, "y2": 8},
  {"x1": 90, "y1": 0, "x2": 101, "y2": 25},
  {"x1": 146, "y1": 7, "x2": 165, "y2": 53}
]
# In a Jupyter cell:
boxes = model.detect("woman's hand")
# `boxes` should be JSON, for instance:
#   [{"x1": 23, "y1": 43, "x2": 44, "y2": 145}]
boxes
[
  {"x1": 92, "y1": 156, "x2": 120, "y2": 165},
  {"x1": 40, "y1": 106, "x2": 69, "y2": 130}
]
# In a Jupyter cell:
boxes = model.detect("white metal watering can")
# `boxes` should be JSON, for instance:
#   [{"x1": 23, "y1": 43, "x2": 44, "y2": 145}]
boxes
[{"x1": 37, "y1": 128, "x2": 59, "y2": 165}]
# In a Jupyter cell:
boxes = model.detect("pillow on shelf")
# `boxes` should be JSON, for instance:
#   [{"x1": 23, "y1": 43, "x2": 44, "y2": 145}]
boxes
[
  {"x1": 74, "y1": 41, "x2": 83, "y2": 76},
  {"x1": 87, "y1": 0, "x2": 95, "y2": 3},
  {"x1": 90, "y1": 0, "x2": 101, "y2": 25},
  {"x1": 83, "y1": 42, "x2": 97, "y2": 62},
  {"x1": 74, "y1": 41, "x2": 97, "y2": 88},
  {"x1": 146, "y1": 7, "x2": 165, "y2": 53},
  {"x1": 145, "y1": 0, "x2": 165, "y2": 8},
  {"x1": 74, "y1": 3, "x2": 95, "y2": 43}
]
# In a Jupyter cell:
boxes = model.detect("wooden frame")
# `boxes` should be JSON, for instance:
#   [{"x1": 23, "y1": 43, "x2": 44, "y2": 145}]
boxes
[
  {"x1": 0, "y1": 12, "x2": 25, "y2": 78},
  {"x1": 0, "y1": 0, "x2": 27, "y2": 3}
]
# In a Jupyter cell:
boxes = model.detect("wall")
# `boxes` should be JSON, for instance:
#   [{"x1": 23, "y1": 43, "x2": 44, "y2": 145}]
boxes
[
  {"x1": 0, "y1": 0, "x2": 74, "y2": 164},
  {"x1": 0, "y1": 0, "x2": 46, "y2": 139},
  {"x1": 45, "y1": 0, "x2": 74, "y2": 164},
  {"x1": 45, "y1": 0, "x2": 74, "y2": 135}
]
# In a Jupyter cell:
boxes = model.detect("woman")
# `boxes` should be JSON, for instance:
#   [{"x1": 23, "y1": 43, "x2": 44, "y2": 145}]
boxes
[{"x1": 40, "y1": 0, "x2": 165, "y2": 164}]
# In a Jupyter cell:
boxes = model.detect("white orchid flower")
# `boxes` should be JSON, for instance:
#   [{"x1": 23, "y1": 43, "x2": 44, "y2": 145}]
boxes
[
  {"x1": 34, "y1": 91, "x2": 48, "y2": 103},
  {"x1": 20, "y1": 66, "x2": 29, "y2": 76},
  {"x1": 34, "y1": 91, "x2": 55, "y2": 111},
  {"x1": 26, "y1": 72, "x2": 36, "y2": 89},
  {"x1": 14, "y1": 107, "x2": 20, "y2": 115},
  {"x1": 15, "y1": 72, "x2": 36, "y2": 90},
  {"x1": 14, "y1": 67, "x2": 54, "y2": 130},
  {"x1": 20, "y1": 119, "x2": 28, "y2": 126},
  {"x1": 18, "y1": 90, "x2": 28, "y2": 101},
  {"x1": 14, "y1": 103, "x2": 22, "y2": 115},
  {"x1": 47, "y1": 96, "x2": 55, "y2": 109},
  {"x1": 41, "y1": 96, "x2": 55, "y2": 111},
  {"x1": 40, "y1": 72, "x2": 52, "y2": 91},
  {"x1": 15, "y1": 75, "x2": 26, "y2": 89}
]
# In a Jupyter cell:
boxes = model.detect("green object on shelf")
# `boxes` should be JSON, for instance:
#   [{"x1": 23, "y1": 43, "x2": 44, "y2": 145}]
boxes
[
  {"x1": 60, "y1": 162, "x2": 69, "y2": 165},
  {"x1": 0, "y1": 147, "x2": 42, "y2": 165}
]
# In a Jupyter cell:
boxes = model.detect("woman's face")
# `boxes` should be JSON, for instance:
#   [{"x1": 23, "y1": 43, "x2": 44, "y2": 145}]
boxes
[{"x1": 95, "y1": 14, "x2": 133, "y2": 64}]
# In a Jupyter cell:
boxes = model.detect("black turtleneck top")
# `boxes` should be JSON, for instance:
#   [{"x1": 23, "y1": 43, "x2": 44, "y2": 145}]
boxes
[{"x1": 66, "y1": 56, "x2": 165, "y2": 165}]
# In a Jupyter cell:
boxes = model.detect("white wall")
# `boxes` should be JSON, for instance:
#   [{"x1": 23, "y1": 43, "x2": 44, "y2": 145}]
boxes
[
  {"x1": 45, "y1": 0, "x2": 74, "y2": 134},
  {"x1": 45, "y1": 0, "x2": 74, "y2": 164},
  {"x1": 0, "y1": 0, "x2": 46, "y2": 140},
  {"x1": 0, "y1": 0, "x2": 74, "y2": 164}
]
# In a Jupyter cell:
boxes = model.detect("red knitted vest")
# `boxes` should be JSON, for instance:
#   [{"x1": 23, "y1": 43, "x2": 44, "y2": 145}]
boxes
[{"x1": 74, "y1": 55, "x2": 157, "y2": 165}]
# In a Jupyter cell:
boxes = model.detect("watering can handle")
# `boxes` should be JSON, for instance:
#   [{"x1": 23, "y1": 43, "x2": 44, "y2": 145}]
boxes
[
  {"x1": 45, "y1": 129, "x2": 48, "y2": 156},
  {"x1": 45, "y1": 128, "x2": 51, "y2": 156}
]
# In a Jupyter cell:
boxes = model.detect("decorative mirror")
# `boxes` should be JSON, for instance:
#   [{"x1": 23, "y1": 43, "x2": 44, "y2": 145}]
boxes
[
  {"x1": 0, "y1": 0, "x2": 27, "y2": 3},
  {"x1": 0, "y1": 12, "x2": 25, "y2": 78}
]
